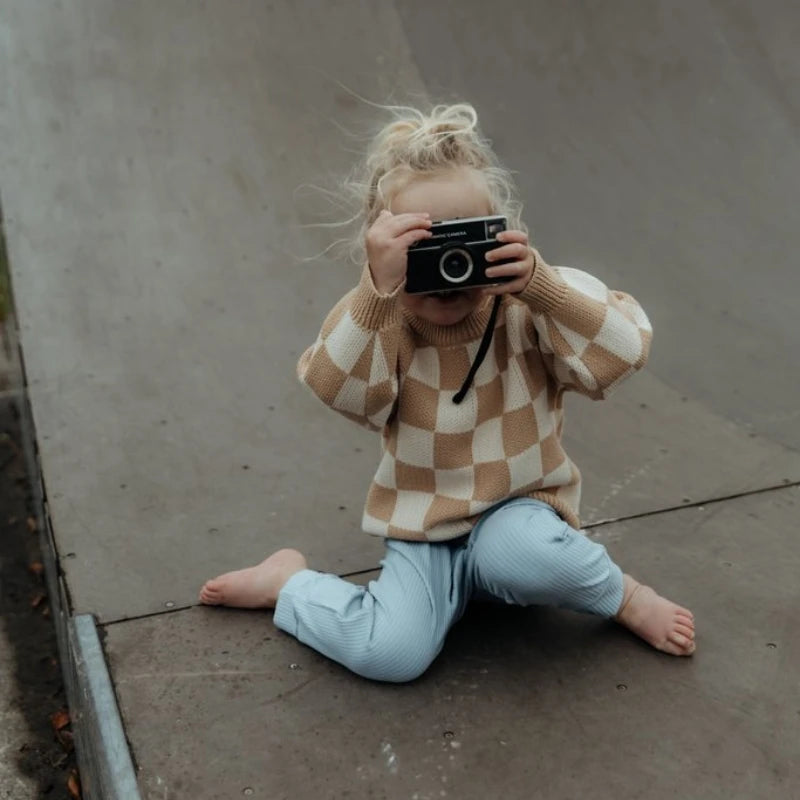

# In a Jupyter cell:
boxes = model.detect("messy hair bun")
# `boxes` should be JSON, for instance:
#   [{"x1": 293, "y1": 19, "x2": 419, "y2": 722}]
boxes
[{"x1": 340, "y1": 103, "x2": 525, "y2": 265}]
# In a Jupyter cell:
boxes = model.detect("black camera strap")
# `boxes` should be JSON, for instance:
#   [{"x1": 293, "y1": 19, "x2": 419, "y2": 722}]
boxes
[{"x1": 452, "y1": 295, "x2": 502, "y2": 404}]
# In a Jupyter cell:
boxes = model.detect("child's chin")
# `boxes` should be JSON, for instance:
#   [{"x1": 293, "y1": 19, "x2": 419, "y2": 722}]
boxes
[
  {"x1": 402, "y1": 289, "x2": 483, "y2": 326},
  {"x1": 423, "y1": 301, "x2": 473, "y2": 325}
]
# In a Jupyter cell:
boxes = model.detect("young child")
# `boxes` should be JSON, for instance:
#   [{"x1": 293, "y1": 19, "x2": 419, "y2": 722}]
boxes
[{"x1": 200, "y1": 104, "x2": 695, "y2": 682}]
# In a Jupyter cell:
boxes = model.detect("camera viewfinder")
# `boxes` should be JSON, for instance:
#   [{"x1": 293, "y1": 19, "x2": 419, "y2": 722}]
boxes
[{"x1": 487, "y1": 222, "x2": 505, "y2": 237}]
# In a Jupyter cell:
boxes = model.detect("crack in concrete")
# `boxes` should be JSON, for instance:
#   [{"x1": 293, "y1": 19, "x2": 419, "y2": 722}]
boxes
[
  {"x1": 584, "y1": 480, "x2": 800, "y2": 531},
  {"x1": 97, "y1": 481, "x2": 800, "y2": 628}
]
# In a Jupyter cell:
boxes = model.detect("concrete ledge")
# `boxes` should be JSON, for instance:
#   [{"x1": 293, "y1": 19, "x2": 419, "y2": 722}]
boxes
[
  {"x1": 22, "y1": 411, "x2": 141, "y2": 799},
  {"x1": 13, "y1": 331, "x2": 141, "y2": 800}
]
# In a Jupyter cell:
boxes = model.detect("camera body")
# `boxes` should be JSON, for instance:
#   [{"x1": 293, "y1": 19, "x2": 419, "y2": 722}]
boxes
[{"x1": 405, "y1": 215, "x2": 514, "y2": 295}]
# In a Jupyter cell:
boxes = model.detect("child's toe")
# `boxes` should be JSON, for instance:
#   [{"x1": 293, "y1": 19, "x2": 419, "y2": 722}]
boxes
[
  {"x1": 668, "y1": 631, "x2": 690, "y2": 648},
  {"x1": 666, "y1": 630, "x2": 696, "y2": 655},
  {"x1": 675, "y1": 612, "x2": 694, "y2": 632},
  {"x1": 199, "y1": 582, "x2": 223, "y2": 604}
]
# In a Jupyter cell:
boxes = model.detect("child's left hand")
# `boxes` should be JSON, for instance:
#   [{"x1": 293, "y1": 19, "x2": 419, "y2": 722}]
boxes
[{"x1": 483, "y1": 230, "x2": 535, "y2": 295}]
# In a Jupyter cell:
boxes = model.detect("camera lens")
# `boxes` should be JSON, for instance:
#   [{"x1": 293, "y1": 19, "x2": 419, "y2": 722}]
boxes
[{"x1": 439, "y1": 248, "x2": 473, "y2": 284}]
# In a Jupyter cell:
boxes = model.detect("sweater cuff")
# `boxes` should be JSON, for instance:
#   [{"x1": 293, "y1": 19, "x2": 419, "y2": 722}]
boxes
[
  {"x1": 349, "y1": 264, "x2": 402, "y2": 330},
  {"x1": 518, "y1": 250, "x2": 569, "y2": 314}
]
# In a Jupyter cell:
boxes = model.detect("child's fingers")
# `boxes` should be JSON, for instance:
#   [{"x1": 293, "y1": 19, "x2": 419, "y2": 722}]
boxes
[
  {"x1": 367, "y1": 213, "x2": 431, "y2": 255},
  {"x1": 485, "y1": 242, "x2": 530, "y2": 263},
  {"x1": 494, "y1": 229, "x2": 529, "y2": 245},
  {"x1": 400, "y1": 228, "x2": 433, "y2": 248},
  {"x1": 484, "y1": 259, "x2": 531, "y2": 280},
  {"x1": 483, "y1": 259, "x2": 532, "y2": 296},
  {"x1": 383, "y1": 212, "x2": 431, "y2": 237}
]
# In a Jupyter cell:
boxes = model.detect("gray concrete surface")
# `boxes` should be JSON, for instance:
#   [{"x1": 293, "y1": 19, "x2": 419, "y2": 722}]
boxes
[
  {"x1": 1, "y1": 0, "x2": 799, "y2": 798},
  {"x1": 2, "y1": 0, "x2": 798, "y2": 624},
  {"x1": 106, "y1": 489, "x2": 800, "y2": 799},
  {"x1": 397, "y1": 0, "x2": 800, "y2": 450}
]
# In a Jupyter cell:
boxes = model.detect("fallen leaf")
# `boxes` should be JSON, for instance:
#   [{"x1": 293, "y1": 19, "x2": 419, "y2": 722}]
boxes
[
  {"x1": 50, "y1": 709, "x2": 70, "y2": 731},
  {"x1": 67, "y1": 770, "x2": 81, "y2": 799},
  {"x1": 29, "y1": 561, "x2": 44, "y2": 577},
  {"x1": 41, "y1": 605, "x2": 51, "y2": 618},
  {"x1": 31, "y1": 593, "x2": 46, "y2": 609},
  {"x1": 26, "y1": 516, "x2": 37, "y2": 533}
]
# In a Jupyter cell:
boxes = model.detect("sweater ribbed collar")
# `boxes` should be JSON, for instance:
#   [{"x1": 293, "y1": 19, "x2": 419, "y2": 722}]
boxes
[{"x1": 401, "y1": 296, "x2": 498, "y2": 346}]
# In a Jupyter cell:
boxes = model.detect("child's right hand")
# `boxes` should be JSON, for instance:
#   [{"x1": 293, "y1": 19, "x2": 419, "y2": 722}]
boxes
[{"x1": 366, "y1": 210, "x2": 432, "y2": 294}]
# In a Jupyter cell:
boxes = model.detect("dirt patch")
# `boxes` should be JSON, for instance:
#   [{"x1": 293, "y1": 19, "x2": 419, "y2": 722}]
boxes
[{"x1": 1, "y1": 398, "x2": 79, "y2": 799}]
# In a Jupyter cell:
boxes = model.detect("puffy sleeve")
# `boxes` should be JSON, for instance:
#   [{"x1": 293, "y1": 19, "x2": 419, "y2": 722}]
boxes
[
  {"x1": 297, "y1": 266, "x2": 404, "y2": 430},
  {"x1": 518, "y1": 250, "x2": 653, "y2": 399}
]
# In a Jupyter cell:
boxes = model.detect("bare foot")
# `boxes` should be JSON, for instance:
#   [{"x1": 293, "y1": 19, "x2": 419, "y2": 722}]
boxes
[
  {"x1": 199, "y1": 549, "x2": 307, "y2": 609},
  {"x1": 615, "y1": 574, "x2": 696, "y2": 656}
]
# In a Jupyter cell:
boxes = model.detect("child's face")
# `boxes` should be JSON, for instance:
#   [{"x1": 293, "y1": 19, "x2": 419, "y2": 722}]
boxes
[{"x1": 391, "y1": 169, "x2": 492, "y2": 327}]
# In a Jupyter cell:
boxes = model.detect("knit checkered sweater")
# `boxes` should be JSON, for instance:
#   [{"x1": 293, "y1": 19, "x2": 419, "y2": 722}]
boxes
[{"x1": 298, "y1": 251, "x2": 652, "y2": 541}]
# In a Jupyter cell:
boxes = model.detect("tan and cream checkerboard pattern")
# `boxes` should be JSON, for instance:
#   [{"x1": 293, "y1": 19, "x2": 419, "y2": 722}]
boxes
[{"x1": 298, "y1": 254, "x2": 652, "y2": 542}]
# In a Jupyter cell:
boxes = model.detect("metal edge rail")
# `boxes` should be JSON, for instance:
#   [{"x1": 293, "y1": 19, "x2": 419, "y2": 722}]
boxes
[{"x1": 69, "y1": 615, "x2": 142, "y2": 800}]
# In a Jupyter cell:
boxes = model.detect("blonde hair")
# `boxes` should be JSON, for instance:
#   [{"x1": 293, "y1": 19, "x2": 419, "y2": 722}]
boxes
[{"x1": 336, "y1": 103, "x2": 525, "y2": 265}]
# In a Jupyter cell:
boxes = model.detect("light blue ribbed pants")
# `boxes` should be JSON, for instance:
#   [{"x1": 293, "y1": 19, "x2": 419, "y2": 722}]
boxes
[{"x1": 273, "y1": 498, "x2": 624, "y2": 683}]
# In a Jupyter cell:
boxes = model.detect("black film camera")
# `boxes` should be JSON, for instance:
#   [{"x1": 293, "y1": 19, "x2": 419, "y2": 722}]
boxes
[{"x1": 405, "y1": 215, "x2": 515, "y2": 294}]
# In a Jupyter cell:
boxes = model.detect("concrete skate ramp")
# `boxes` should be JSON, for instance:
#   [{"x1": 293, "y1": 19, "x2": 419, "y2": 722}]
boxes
[{"x1": 1, "y1": 1, "x2": 798, "y2": 798}]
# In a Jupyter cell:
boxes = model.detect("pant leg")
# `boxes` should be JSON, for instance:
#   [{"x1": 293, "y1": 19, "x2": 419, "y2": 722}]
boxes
[
  {"x1": 273, "y1": 538, "x2": 470, "y2": 683},
  {"x1": 467, "y1": 498, "x2": 624, "y2": 617}
]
